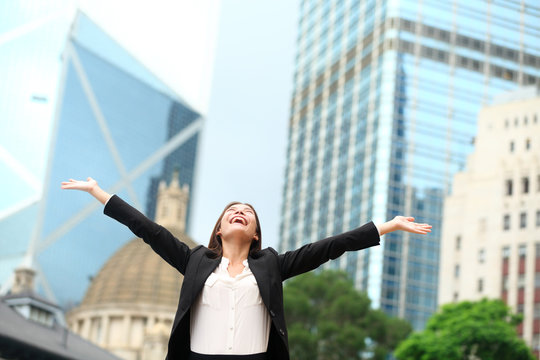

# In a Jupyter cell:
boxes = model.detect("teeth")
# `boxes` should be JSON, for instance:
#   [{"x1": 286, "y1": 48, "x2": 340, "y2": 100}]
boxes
[{"x1": 232, "y1": 217, "x2": 245, "y2": 224}]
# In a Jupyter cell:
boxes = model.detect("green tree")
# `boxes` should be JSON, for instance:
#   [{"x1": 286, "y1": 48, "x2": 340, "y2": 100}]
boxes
[
  {"x1": 395, "y1": 298, "x2": 535, "y2": 360},
  {"x1": 283, "y1": 270, "x2": 412, "y2": 360}
]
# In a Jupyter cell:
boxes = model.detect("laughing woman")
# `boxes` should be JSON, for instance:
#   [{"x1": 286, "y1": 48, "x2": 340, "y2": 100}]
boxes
[{"x1": 61, "y1": 177, "x2": 431, "y2": 360}]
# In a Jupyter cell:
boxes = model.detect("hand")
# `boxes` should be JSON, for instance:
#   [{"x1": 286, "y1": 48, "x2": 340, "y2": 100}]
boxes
[
  {"x1": 61, "y1": 177, "x2": 111, "y2": 204},
  {"x1": 391, "y1": 216, "x2": 432, "y2": 234},
  {"x1": 61, "y1": 177, "x2": 98, "y2": 192}
]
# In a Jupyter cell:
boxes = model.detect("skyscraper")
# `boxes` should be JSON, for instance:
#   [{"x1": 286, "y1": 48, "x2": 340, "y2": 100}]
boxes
[
  {"x1": 279, "y1": 0, "x2": 540, "y2": 329},
  {"x1": 0, "y1": 11, "x2": 203, "y2": 307},
  {"x1": 0, "y1": 0, "x2": 75, "y2": 300}
]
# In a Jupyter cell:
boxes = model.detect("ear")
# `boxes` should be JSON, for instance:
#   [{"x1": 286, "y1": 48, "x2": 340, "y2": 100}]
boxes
[{"x1": 253, "y1": 234, "x2": 259, "y2": 241}]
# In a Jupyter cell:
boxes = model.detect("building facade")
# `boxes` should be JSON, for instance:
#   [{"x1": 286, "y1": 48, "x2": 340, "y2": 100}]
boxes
[
  {"x1": 0, "y1": 267, "x2": 120, "y2": 360},
  {"x1": 439, "y1": 88, "x2": 540, "y2": 356},
  {"x1": 279, "y1": 0, "x2": 540, "y2": 329},
  {"x1": 0, "y1": 11, "x2": 203, "y2": 307}
]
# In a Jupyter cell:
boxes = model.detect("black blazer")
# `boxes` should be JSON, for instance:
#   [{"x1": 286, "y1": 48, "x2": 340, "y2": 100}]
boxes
[{"x1": 104, "y1": 195, "x2": 380, "y2": 359}]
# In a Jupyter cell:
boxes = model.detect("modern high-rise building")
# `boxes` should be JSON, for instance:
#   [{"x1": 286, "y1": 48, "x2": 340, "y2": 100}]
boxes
[
  {"x1": 0, "y1": 11, "x2": 203, "y2": 307},
  {"x1": 279, "y1": 0, "x2": 540, "y2": 329},
  {"x1": 0, "y1": 0, "x2": 75, "y2": 300},
  {"x1": 439, "y1": 88, "x2": 540, "y2": 357},
  {"x1": 0, "y1": 2, "x2": 74, "y2": 215}
]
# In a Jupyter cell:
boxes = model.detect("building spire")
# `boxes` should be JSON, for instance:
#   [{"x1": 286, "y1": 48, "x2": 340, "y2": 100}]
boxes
[{"x1": 155, "y1": 169, "x2": 189, "y2": 233}]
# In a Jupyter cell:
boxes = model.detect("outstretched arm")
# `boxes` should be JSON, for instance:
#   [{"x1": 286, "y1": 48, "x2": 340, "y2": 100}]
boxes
[
  {"x1": 60, "y1": 177, "x2": 192, "y2": 274},
  {"x1": 278, "y1": 217, "x2": 432, "y2": 280},
  {"x1": 61, "y1": 177, "x2": 112, "y2": 204},
  {"x1": 377, "y1": 216, "x2": 432, "y2": 236}
]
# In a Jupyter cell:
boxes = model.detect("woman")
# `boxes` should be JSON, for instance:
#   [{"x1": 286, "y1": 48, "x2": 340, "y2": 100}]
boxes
[{"x1": 61, "y1": 177, "x2": 431, "y2": 360}]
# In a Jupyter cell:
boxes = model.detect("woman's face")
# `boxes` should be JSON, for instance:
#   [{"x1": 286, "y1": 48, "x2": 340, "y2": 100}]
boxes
[{"x1": 218, "y1": 203, "x2": 259, "y2": 243}]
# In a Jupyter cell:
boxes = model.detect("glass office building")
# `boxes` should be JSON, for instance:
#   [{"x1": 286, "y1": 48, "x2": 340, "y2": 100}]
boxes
[
  {"x1": 0, "y1": 1, "x2": 74, "y2": 299},
  {"x1": 279, "y1": 0, "x2": 540, "y2": 329},
  {"x1": 0, "y1": 11, "x2": 203, "y2": 307}
]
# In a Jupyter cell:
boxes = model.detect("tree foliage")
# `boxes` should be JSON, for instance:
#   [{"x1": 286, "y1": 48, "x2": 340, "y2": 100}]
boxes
[
  {"x1": 283, "y1": 270, "x2": 411, "y2": 360},
  {"x1": 395, "y1": 298, "x2": 535, "y2": 360}
]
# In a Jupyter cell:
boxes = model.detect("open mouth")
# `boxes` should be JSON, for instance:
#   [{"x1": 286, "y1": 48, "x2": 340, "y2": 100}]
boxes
[{"x1": 231, "y1": 216, "x2": 247, "y2": 225}]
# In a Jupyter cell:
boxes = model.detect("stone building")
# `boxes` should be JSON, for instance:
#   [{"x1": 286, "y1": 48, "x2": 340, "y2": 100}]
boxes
[
  {"x1": 67, "y1": 171, "x2": 197, "y2": 360},
  {"x1": 438, "y1": 87, "x2": 540, "y2": 356},
  {"x1": 0, "y1": 266, "x2": 120, "y2": 360}
]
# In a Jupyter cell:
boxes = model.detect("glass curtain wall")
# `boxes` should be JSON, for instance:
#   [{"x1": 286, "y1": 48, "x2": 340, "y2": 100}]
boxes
[
  {"x1": 280, "y1": 0, "x2": 540, "y2": 329},
  {"x1": 0, "y1": 11, "x2": 202, "y2": 307}
]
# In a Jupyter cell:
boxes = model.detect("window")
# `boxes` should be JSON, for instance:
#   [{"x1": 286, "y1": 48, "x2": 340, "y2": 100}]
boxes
[
  {"x1": 535, "y1": 272, "x2": 540, "y2": 288},
  {"x1": 454, "y1": 264, "x2": 460, "y2": 278},
  {"x1": 505, "y1": 179, "x2": 513, "y2": 195},
  {"x1": 519, "y1": 244, "x2": 527, "y2": 257},
  {"x1": 537, "y1": 175, "x2": 540, "y2": 192},
  {"x1": 510, "y1": 141, "x2": 514, "y2": 152},
  {"x1": 517, "y1": 303, "x2": 524, "y2": 314},
  {"x1": 520, "y1": 212, "x2": 527, "y2": 229},
  {"x1": 456, "y1": 235, "x2": 461, "y2": 250},
  {"x1": 478, "y1": 248, "x2": 485, "y2": 263},
  {"x1": 502, "y1": 276, "x2": 509, "y2": 291},
  {"x1": 478, "y1": 278, "x2": 484, "y2": 292},
  {"x1": 502, "y1": 246, "x2": 510, "y2": 258},
  {"x1": 533, "y1": 333, "x2": 540, "y2": 350},
  {"x1": 503, "y1": 214, "x2": 510, "y2": 230},
  {"x1": 537, "y1": 210, "x2": 540, "y2": 227},
  {"x1": 453, "y1": 292, "x2": 458, "y2": 302},
  {"x1": 522, "y1": 177, "x2": 529, "y2": 194},
  {"x1": 526, "y1": 138, "x2": 531, "y2": 150},
  {"x1": 518, "y1": 274, "x2": 526, "y2": 289}
]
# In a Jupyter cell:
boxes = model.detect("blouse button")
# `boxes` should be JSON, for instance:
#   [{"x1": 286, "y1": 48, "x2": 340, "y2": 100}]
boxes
[
  {"x1": 279, "y1": 328, "x2": 285, "y2": 336},
  {"x1": 270, "y1": 310, "x2": 276, "y2": 317}
]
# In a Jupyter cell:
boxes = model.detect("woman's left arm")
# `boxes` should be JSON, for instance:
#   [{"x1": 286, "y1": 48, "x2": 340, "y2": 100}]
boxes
[{"x1": 278, "y1": 217, "x2": 431, "y2": 281}]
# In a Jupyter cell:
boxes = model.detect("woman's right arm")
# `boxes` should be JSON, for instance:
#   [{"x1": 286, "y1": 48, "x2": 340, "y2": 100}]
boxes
[{"x1": 61, "y1": 177, "x2": 192, "y2": 274}]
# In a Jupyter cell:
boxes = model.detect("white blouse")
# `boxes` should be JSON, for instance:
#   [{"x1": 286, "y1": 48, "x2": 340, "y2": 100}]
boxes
[{"x1": 189, "y1": 257, "x2": 271, "y2": 355}]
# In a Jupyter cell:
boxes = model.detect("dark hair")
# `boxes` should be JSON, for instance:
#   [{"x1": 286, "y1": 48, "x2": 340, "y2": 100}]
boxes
[{"x1": 208, "y1": 201, "x2": 262, "y2": 258}]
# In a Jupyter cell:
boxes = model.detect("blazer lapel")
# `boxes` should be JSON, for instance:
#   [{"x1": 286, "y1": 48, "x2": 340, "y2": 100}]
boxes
[
  {"x1": 192, "y1": 251, "x2": 220, "y2": 301},
  {"x1": 249, "y1": 255, "x2": 271, "y2": 310}
]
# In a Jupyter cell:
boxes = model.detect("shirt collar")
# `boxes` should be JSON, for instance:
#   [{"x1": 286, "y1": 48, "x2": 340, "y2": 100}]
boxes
[{"x1": 220, "y1": 257, "x2": 250, "y2": 270}]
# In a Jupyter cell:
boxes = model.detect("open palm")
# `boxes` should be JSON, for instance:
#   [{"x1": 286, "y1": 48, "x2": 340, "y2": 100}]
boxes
[
  {"x1": 393, "y1": 216, "x2": 432, "y2": 234},
  {"x1": 60, "y1": 177, "x2": 97, "y2": 192}
]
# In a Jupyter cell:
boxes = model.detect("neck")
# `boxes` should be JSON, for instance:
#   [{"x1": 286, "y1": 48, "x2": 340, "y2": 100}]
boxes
[{"x1": 221, "y1": 237, "x2": 251, "y2": 265}]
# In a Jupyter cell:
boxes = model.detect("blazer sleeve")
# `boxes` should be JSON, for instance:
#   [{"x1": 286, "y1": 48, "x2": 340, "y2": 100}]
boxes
[
  {"x1": 277, "y1": 221, "x2": 380, "y2": 281},
  {"x1": 103, "y1": 194, "x2": 191, "y2": 274}
]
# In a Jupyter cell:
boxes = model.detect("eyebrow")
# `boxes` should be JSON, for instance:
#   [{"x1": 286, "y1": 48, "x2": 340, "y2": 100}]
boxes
[{"x1": 228, "y1": 205, "x2": 253, "y2": 211}]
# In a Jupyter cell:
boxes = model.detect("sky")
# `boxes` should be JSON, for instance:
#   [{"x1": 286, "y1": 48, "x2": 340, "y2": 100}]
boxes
[
  {"x1": 189, "y1": 1, "x2": 299, "y2": 250},
  {"x1": 81, "y1": 0, "x2": 300, "y2": 249},
  {"x1": 0, "y1": 0, "x2": 299, "y2": 250}
]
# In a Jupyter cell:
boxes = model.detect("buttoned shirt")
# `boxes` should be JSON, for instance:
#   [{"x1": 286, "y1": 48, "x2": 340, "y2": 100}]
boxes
[{"x1": 189, "y1": 257, "x2": 271, "y2": 355}]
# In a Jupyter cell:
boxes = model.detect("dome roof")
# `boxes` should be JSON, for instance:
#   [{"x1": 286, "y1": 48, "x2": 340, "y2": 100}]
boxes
[{"x1": 81, "y1": 231, "x2": 198, "y2": 308}]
